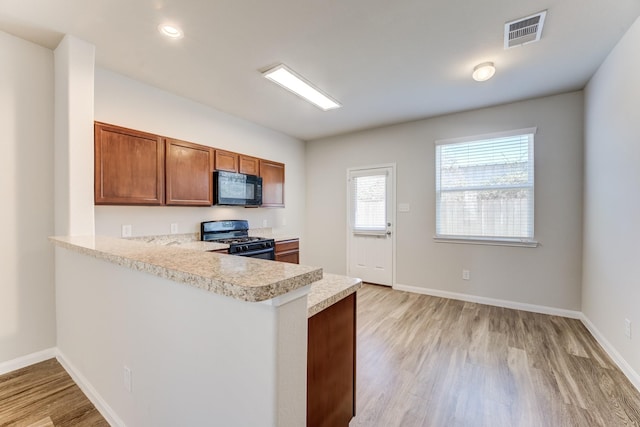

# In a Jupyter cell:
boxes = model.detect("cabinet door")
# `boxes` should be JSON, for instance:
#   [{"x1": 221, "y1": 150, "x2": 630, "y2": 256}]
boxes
[
  {"x1": 275, "y1": 239, "x2": 299, "y2": 264},
  {"x1": 239, "y1": 155, "x2": 260, "y2": 176},
  {"x1": 214, "y1": 149, "x2": 238, "y2": 172},
  {"x1": 165, "y1": 139, "x2": 214, "y2": 206},
  {"x1": 94, "y1": 122, "x2": 164, "y2": 205},
  {"x1": 307, "y1": 293, "x2": 356, "y2": 427},
  {"x1": 259, "y1": 159, "x2": 285, "y2": 207},
  {"x1": 276, "y1": 251, "x2": 299, "y2": 264}
]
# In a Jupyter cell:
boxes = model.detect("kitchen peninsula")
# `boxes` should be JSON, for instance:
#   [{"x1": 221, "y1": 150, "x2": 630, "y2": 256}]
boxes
[{"x1": 50, "y1": 235, "x2": 360, "y2": 427}]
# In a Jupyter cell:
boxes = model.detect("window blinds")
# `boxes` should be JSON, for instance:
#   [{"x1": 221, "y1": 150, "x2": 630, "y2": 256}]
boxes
[
  {"x1": 435, "y1": 130, "x2": 535, "y2": 242},
  {"x1": 351, "y1": 173, "x2": 387, "y2": 233}
]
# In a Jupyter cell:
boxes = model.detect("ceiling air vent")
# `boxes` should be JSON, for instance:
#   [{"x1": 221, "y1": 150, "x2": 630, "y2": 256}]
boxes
[{"x1": 504, "y1": 10, "x2": 547, "y2": 49}]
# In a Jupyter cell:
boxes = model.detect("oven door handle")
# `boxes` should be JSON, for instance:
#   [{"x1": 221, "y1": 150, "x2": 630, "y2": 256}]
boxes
[{"x1": 235, "y1": 247, "x2": 275, "y2": 258}]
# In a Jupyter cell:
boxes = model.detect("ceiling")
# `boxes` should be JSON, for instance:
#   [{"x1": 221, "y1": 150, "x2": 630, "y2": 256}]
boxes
[{"x1": 1, "y1": 1, "x2": 639, "y2": 141}]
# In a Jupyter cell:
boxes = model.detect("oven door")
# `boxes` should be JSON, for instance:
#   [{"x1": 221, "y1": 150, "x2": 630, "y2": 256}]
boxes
[{"x1": 234, "y1": 247, "x2": 275, "y2": 260}]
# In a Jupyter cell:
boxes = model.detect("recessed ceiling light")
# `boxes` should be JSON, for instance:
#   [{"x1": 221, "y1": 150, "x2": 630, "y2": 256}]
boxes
[
  {"x1": 472, "y1": 62, "x2": 496, "y2": 82},
  {"x1": 158, "y1": 24, "x2": 183, "y2": 39},
  {"x1": 262, "y1": 64, "x2": 341, "y2": 111}
]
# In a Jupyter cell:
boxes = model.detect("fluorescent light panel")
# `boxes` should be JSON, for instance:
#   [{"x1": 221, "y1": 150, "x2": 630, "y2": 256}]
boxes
[{"x1": 263, "y1": 64, "x2": 341, "y2": 111}]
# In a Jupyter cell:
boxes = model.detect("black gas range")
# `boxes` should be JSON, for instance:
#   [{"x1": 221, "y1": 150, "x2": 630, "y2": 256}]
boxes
[{"x1": 200, "y1": 220, "x2": 275, "y2": 260}]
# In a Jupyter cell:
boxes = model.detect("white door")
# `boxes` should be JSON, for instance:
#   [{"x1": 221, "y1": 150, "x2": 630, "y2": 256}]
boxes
[{"x1": 347, "y1": 165, "x2": 394, "y2": 286}]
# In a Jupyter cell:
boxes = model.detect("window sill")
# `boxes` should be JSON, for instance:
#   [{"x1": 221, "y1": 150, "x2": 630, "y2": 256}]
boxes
[{"x1": 433, "y1": 236, "x2": 539, "y2": 248}]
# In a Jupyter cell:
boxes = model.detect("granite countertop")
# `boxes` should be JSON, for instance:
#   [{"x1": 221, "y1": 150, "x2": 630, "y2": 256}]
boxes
[
  {"x1": 130, "y1": 231, "x2": 298, "y2": 250},
  {"x1": 307, "y1": 274, "x2": 362, "y2": 318},
  {"x1": 51, "y1": 233, "x2": 361, "y2": 314},
  {"x1": 49, "y1": 235, "x2": 322, "y2": 303}
]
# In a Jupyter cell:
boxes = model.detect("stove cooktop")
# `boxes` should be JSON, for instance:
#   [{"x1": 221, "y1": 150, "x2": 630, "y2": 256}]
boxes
[{"x1": 217, "y1": 236, "x2": 266, "y2": 245}]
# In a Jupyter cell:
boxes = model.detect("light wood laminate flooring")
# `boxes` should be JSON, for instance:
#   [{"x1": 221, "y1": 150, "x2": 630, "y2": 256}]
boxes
[
  {"x1": 2, "y1": 285, "x2": 639, "y2": 426},
  {"x1": 352, "y1": 284, "x2": 640, "y2": 427},
  {"x1": 0, "y1": 358, "x2": 107, "y2": 426}
]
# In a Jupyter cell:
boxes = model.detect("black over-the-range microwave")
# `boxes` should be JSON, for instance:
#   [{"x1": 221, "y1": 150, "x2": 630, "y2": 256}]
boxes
[{"x1": 213, "y1": 171, "x2": 263, "y2": 206}]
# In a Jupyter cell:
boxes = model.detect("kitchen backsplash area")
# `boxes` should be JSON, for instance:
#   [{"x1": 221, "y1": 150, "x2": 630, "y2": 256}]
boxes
[{"x1": 94, "y1": 204, "x2": 296, "y2": 239}]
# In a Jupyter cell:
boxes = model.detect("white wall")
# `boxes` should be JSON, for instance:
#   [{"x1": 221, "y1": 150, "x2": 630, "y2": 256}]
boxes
[
  {"x1": 583, "y1": 17, "x2": 640, "y2": 385},
  {"x1": 0, "y1": 31, "x2": 56, "y2": 363},
  {"x1": 306, "y1": 92, "x2": 584, "y2": 311},
  {"x1": 55, "y1": 247, "x2": 308, "y2": 426},
  {"x1": 93, "y1": 69, "x2": 306, "y2": 247},
  {"x1": 54, "y1": 35, "x2": 95, "y2": 236}
]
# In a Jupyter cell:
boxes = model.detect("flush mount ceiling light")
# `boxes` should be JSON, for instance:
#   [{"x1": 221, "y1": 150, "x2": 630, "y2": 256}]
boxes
[
  {"x1": 262, "y1": 64, "x2": 341, "y2": 111},
  {"x1": 472, "y1": 62, "x2": 496, "y2": 82},
  {"x1": 158, "y1": 24, "x2": 183, "y2": 39}
]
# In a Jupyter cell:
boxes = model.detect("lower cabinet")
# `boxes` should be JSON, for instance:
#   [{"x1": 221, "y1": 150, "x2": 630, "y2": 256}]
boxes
[
  {"x1": 307, "y1": 293, "x2": 356, "y2": 427},
  {"x1": 275, "y1": 239, "x2": 299, "y2": 264}
]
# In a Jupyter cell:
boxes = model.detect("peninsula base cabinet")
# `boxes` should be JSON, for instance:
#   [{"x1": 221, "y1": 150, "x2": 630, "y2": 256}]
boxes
[{"x1": 307, "y1": 293, "x2": 356, "y2": 427}]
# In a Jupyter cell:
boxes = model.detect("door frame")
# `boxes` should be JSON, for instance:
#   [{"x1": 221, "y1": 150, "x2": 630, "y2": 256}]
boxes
[{"x1": 346, "y1": 163, "x2": 396, "y2": 286}]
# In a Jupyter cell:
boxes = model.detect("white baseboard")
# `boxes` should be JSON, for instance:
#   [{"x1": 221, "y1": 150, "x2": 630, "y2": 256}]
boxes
[
  {"x1": 56, "y1": 350, "x2": 125, "y2": 427},
  {"x1": 579, "y1": 314, "x2": 640, "y2": 394},
  {"x1": 392, "y1": 283, "x2": 582, "y2": 319},
  {"x1": 0, "y1": 347, "x2": 57, "y2": 376}
]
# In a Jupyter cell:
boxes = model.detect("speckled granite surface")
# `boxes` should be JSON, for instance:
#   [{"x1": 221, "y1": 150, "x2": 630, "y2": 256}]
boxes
[
  {"x1": 129, "y1": 230, "x2": 296, "y2": 248},
  {"x1": 50, "y1": 235, "x2": 322, "y2": 302},
  {"x1": 307, "y1": 273, "x2": 362, "y2": 318}
]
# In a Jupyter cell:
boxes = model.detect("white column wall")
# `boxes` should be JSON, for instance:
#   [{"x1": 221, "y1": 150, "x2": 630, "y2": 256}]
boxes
[{"x1": 54, "y1": 35, "x2": 95, "y2": 236}]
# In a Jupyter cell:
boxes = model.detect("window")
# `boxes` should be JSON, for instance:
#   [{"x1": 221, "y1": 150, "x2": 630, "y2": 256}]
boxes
[
  {"x1": 435, "y1": 128, "x2": 536, "y2": 246},
  {"x1": 350, "y1": 171, "x2": 388, "y2": 234}
]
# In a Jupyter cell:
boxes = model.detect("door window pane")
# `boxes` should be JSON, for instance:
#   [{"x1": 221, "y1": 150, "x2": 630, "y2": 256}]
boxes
[{"x1": 352, "y1": 174, "x2": 386, "y2": 231}]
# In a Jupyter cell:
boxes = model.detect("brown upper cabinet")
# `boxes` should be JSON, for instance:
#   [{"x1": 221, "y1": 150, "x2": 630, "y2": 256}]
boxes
[
  {"x1": 260, "y1": 159, "x2": 285, "y2": 207},
  {"x1": 94, "y1": 122, "x2": 165, "y2": 205},
  {"x1": 214, "y1": 149, "x2": 238, "y2": 172},
  {"x1": 165, "y1": 138, "x2": 214, "y2": 206},
  {"x1": 94, "y1": 122, "x2": 285, "y2": 208},
  {"x1": 239, "y1": 155, "x2": 260, "y2": 175},
  {"x1": 214, "y1": 150, "x2": 260, "y2": 176}
]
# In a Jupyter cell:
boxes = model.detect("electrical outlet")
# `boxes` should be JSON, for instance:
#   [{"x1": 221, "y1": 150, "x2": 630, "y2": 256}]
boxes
[
  {"x1": 121, "y1": 224, "x2": 132, "y2": 238},
  {"x1": 124, "y1": 366, "x2": 133, "y2": 392},
  {"x1": 262, "y1": 219, "x2": 268, "y2": 227},
  {"x1": 170, "y1": 223, "x2": 178, "y2": 234},
  {"x1": 462, "y1": 269, "x2": 470, "y2": 281},
  {"x1": 625, "y1": 319, "x2": 632, "y2": 339}
]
